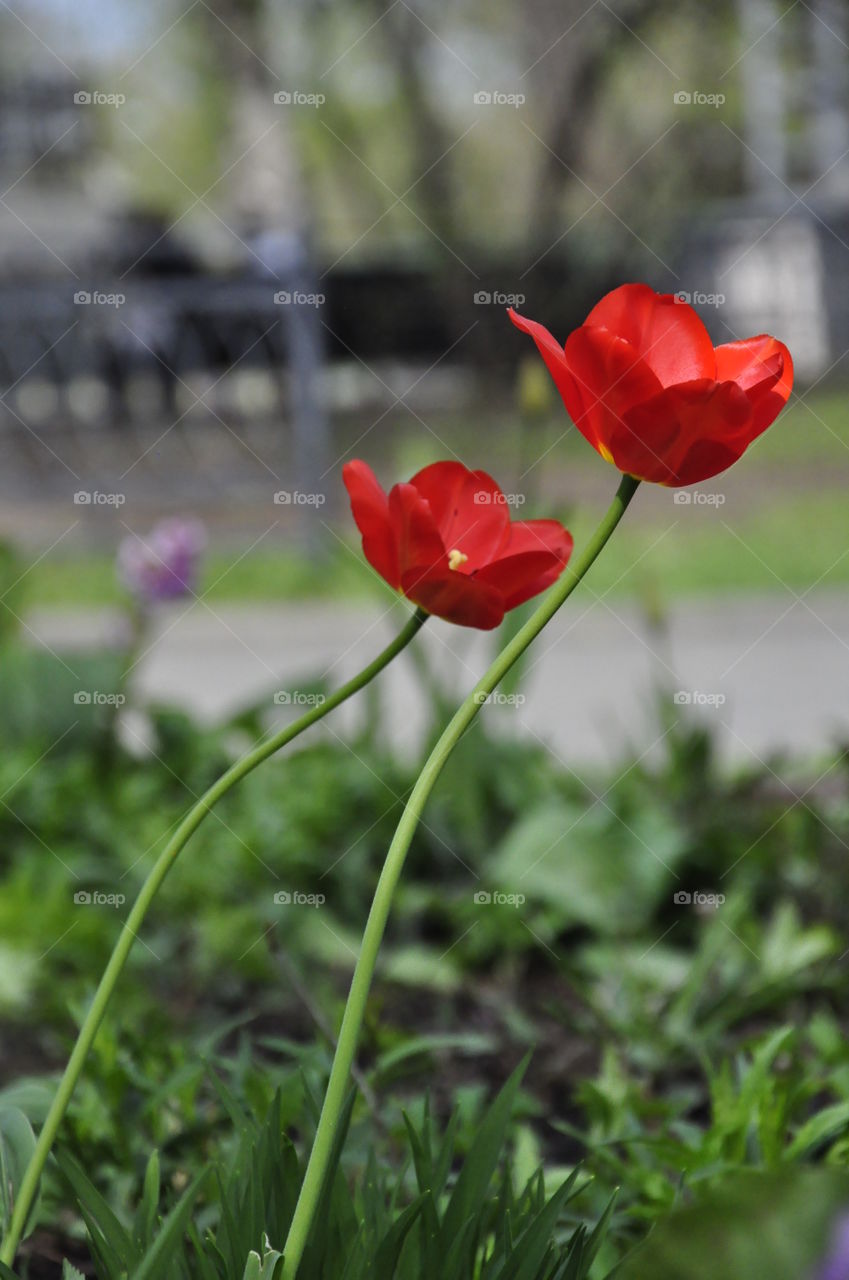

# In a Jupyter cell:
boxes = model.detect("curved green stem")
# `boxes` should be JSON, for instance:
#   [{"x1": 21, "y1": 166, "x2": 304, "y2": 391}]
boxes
[
  {"x1": 0, "y1": 607, "x2": 427, "y2": 1267},
  {"x1": 280, "y1": 474, "x2": 640, "y2": 1278}
]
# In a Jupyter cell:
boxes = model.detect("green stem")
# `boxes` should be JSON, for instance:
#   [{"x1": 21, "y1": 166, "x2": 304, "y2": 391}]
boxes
[
  {"x1": 0, "y1": 607, "x2": 428, "y2": 1267},
  {"x1": 280, "y1": 474, "x2": 640, "y2": 1278}
]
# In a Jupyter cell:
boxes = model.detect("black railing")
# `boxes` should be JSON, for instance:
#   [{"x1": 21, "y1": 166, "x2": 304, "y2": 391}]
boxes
[{"x1": 0, "y1": 274, "x2": 329, "y2": 507}]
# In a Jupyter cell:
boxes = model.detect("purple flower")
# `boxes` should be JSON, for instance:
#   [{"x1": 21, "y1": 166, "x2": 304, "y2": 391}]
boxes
[
  {"x1": 118, "y1": 518, "x2": 206, "y2": 603},
  {"x1": 816, "y1": 1214, "x2": 849, "y2": 1280}
]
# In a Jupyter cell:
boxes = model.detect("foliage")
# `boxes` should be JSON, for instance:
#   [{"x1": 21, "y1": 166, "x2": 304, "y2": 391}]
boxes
[
  {"x1": 1, "y1": 640, "x2": 849, "y2": 1272},
  {"x1": 5, "y1": 1068, "x2": 613, "y2": 1280}
]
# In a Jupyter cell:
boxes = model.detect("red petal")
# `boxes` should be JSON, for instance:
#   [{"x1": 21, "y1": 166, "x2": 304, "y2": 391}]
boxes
[
  {"x1": 388, "y1": 482, "x2": 447, "y2": 579},
  {"x1": 408, "y1": 461, "x2": 510, "y2": 568},
  {"x1": 507, "y1": 307, "x2": 569, "y2": 376},
  {"x1": 715, "y1": 334, "x2": 791, "y2": 394},
  {"x1": 585, "y1": 283, "x2": 716, "y2": 386},
  {"x1": 476, "y1": 520, "x2": 573, "y2": 610},
  {"x1": 671, "y1": 437, "x2": 744, "y2": 487},
  {"x1": 715, "y1": 335, "x2": 794, "y2": 438},
  {"x1": 508, "y1": 308, "x2": 590, "y2": 434},
  {"x1": 502, "y1": 519, "x2": 574, "y2": 564},
  {"x1": 401, "y1": 566, "x2": 505, "y2": 629},
  {"x1": 614, "y1": 379, "x2": 752, "y2": 485},
  {"x1": 405, "y1": 461, "x2": 470, "y2": 533},
  {"x1": 342, "y1": 461, "x2": 400, "y2": 588},
  {"x1": 509, "y1": 306, "x2": 636, "y2": 458},
  {"x1": 561, "y1": 325, "x2": 664, "y2": 458},
  {"x1": 622, "y1": 337, "x2": 793, "y2": 487}
]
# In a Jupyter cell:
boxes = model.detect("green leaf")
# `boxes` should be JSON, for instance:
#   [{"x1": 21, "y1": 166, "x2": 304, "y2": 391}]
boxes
[
  {"x1": 133, "y1": 1167, "x2": 207, "y2": 1280},
  {"x1": 496, "y1": 1175, "x2": 576, "y2": 1280},
  {"x1": 243, "y1": 1255, "x2": 261, "y2": 1280},
  {"x1": 443, "y1": 1054, "x2": 529, "y2": 1244},
  {"x1": 786, "y1": 1101, "x2": 849, "y2": 1160},
  {"x1": 582, "y1": 1189, "x2": 618, "y2": 1271},
  {"x1": 134, "y1": 1150, "x2": 161, "y2": 1246},
  {"x1": 491, "y1": 800, "x2": 684, "y2": 933},
  {"x1": 242, "y1": 1236, "x2": 285, "y2": 1280},
  {"x1": 56, "y1": 1149, "x2": 135, "y2": 1272},
  {"x1": 401, "y1": 1110, "x2": 431, "y2": 1193},
  {"x1": 432, "y1": 1108, "x2": 460, "y2": 1201},
  {"x1": 371, "y1": 1032, "x2": 494, "y2": 1083},
  {"x1": 372, "y1": 1194, "x2": 426, "y2": 1278},
  {"x1": 0, "y1": 1107, "x2": 39, "y2": 1238},
  {"x1": 616, "y1": 1169, "x2": 849, "y2": 1280},
  {"x1": 379, "y1": 945, "x2": 461, "y2": 992},
  {"x1": 0, "y1": 1080, "x2": 54, "y2": 1126}
]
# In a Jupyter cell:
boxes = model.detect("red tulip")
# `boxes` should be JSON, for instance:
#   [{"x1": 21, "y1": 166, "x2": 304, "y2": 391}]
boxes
[
  {"x1": 343, "y1": 460, "x2": 573, "y2": 629},
  {"x1": 509, "y1": 283, "x2": 793, "y2": 487}
]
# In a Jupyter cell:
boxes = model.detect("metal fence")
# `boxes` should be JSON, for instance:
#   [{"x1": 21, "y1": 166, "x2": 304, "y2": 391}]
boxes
[{"x1": 0, "y1": 275, "x2": 329, "y2": 505}]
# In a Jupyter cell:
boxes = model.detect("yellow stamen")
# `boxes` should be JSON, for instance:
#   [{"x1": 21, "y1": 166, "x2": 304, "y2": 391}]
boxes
[
  {"x1": 448, "y1": 548, "x2": 468, "y2": 570},
  {"x1": 598, "y1": 442, "x2": 614, "y2": 464}
]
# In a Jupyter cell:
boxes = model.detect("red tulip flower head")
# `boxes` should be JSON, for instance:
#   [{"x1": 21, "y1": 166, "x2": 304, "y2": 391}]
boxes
[
  {"x1": 509, "y1": 283, "x2": 793, "y2": 487},
  {"x1": 343, "y1": 460, "x2": 573, "y2": 629}
]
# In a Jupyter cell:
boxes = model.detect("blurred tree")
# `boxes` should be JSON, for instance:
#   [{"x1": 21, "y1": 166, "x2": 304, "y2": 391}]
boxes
[
  {"x1": 2, "y1": 0, "x2": 831, "y2": 275},
  {"x1": 517, "y1": 0, "x2": 731, "y2": 249},
  {"x1": 193, "y1": 0, "x2": 307, "y2": 235}
]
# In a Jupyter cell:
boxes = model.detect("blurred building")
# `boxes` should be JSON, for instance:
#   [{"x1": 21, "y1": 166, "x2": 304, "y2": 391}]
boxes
[{"x1": 683, "y1": 0, "x2": 849, "y2": 380}]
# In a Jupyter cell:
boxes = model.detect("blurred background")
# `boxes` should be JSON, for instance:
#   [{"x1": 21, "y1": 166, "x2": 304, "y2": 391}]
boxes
[
  {"x1": 0, "y1": 0, "x2": 848, "y2": 761},
  {"x1": 3, "y1": 4, "x2": 849, "y2": 1273}
]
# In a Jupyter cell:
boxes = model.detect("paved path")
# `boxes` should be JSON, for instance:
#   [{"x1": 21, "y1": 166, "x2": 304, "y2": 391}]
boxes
[{"x1": 29, "y1": 592, "x2": 849, "y2": 769}]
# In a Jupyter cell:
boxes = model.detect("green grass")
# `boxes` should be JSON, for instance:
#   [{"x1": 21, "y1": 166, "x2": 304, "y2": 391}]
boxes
[
  {"x1": 750, "y1": 387, "x2": 849, "y2": 465},
  {"x1": 23, "y1": 544, "x2": 378, "y2": 610},
  {"x1": 22, "y1": 490, "x2": 849, "y2": 611},
  {"x1": 569, "y1": 489, "x2": 849, "y2": 600}
]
